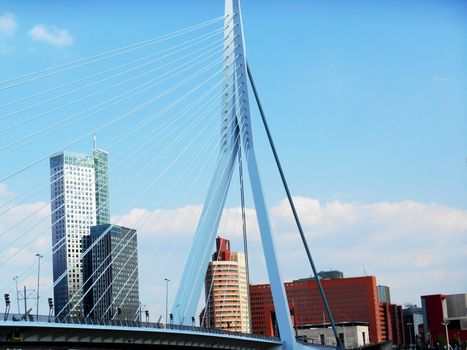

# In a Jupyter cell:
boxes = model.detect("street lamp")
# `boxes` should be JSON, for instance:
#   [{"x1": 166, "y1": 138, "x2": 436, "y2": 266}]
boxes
[
  {"x1": 35, "y1": 254, "x2": 43, "y2": 320},
  {"x1": 164, "y1": 278, "x2": 170, "y2": 325},
  {"x1": 441, "y1": 320, "x2": 450, "y2": 350},
  {"x1": 13, "y1": 276, "x2": 20, "y2": 314}
]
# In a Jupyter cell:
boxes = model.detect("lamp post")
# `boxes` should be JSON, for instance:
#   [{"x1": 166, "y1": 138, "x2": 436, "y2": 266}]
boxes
[
  {"x1": 35, "y1": 254, "x2": 43, "y2": 320},
  {"x1": 164, "y1": 278, "x2": 170, "y2": 325},
  {"x1": 13, "y1": 276, "x2": 20, "y2": 314},
  {"x1": 175, "y1": 304, "x2": 181, "y2": 325},
  {"x1": 441, "y1": 320, "x2": 450, "y2": 350}
]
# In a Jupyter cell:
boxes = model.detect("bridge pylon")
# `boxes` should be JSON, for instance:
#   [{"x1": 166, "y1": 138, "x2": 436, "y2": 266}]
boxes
[{"x1": 173, "y1": 1, "x2": 316, "y2": 350}]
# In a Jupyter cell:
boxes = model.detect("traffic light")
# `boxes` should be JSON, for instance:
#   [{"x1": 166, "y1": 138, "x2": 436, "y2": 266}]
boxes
[
  {"x1": 47, "y1": 298, "x2": 54, "y2": 322},
  {"x1": 3, "y1": 294, "x2": 10, "y2": 321}
]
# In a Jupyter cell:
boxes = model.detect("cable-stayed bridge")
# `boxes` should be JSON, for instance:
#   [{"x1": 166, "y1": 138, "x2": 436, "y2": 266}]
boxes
[{"x1": 0, "y1": 1, "x2": 343, "y2": 349}]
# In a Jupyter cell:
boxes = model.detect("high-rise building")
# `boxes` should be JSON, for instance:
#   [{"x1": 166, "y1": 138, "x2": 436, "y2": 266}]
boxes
[
  {"x1": 377, "y1": 285, "x2": 391, "y2": 304},
  {"x1": 93, "y1": 149, "x2": 110, "y2": 225},
  {"x1": 250, "y1": 276, "x2": 396, "y2": 344},
  {"x1": 202, "y1": 237, "x2": 250, "y2": 332},
  {"x1": 50, "y1": 148, "x2": 109, "y2": 316},
  {"x1": 83, "y1": 224, "x2": 140, "y2": 320}
]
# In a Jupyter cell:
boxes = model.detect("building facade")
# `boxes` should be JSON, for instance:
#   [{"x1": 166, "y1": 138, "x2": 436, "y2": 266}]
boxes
[
  {"x1": 297, "y1": 322, "x2": 369, "y2": 348},
  {"x1": 250, "y1": 275, "x2": 399, "y2": 344},
  {"x1": 83, "y1": 224, "x2": 140, "y2": 320},
  {"x1": 378, "y1": 302, "x2": 392, "y2": 343},
  {"x1": 49, "y1": 148, "x2": 109, "y2": 316},
  {"x1": 421, "y1": 294, "x2": 467, "y2": 347},
  {"x1": 93, "y1": 149, "x2": 110, "y2": 225},
  {"x1": 378, "y1": 285, "x2": 391, "y2": 304},
  {"x1": 403, "y1": 304, "x2": 424, "y2": 348},
  {"x1": 390, "y1": 304, "x2": 406, "y2": 347},
  {"x1": 202, "y1": 237, "x2": 250, "y2": 332}
]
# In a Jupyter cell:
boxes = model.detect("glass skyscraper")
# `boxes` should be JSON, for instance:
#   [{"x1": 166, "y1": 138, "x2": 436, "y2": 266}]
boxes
[
  {"x1": 83, "y1": 224, "x2": 140, "y2": 320},
  {"x1": 93, "y1": 149, "x2": 110, "y2": 225},
  {"x1": 49, "y1": 148, "x2": 110, "y2": 317}
]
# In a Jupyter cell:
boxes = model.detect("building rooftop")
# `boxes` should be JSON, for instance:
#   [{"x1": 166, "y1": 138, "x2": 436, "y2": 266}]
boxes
[{"x1": 296, "y1": 321, "x2": 369, "y2": 329}]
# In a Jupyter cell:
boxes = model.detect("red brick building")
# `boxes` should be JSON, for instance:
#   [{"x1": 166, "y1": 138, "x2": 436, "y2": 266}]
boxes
[
  {"x1": 378, "y1": 302, "x2": 392, "y2": 342},
  {"x1": 250, "y1": 276, "x2": 395, "y2": 344}
]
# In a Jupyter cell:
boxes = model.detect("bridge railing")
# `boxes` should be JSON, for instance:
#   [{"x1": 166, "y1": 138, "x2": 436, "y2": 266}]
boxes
[{"x1": 0, "y1": 313, "x2": 280, "y2": 342}]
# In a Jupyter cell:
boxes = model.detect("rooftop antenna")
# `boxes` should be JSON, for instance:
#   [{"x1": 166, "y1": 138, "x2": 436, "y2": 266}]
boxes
[
  {"x1": 364, "y1": 264, "x2": 368, "y2": 276},
  {"x1": 93, "y1": 133, "x2": 96, "y2": 151}
]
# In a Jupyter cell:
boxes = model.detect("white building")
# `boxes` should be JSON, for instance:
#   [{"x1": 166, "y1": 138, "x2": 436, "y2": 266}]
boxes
[
  {"x1": 50, "y1": 149, "x2": 109, "y2": 317},
  {"x1": 297, "y1": 322, "x2": 370, "y2": 348},
  {"x1": 202, "y1": 237, "x2": 250, "y2": 333}
]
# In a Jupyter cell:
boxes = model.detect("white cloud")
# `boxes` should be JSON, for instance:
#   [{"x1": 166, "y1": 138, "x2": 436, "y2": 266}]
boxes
[
  {"x1": 111, "y1": 196, "x2": 467, "y2": 307},
  {"x1": 0, "y1": 12, "x2": 17, "y2": 53},
  {"x1": 0, "y1": 183, "x2": 11, "y2": 199},
  {"x1": 29, "y1": 24, "x2": 73, "y2": 47},
  {"x1": 2, "y1": 187, "x2": 466, "y2": 315},
  {"x1": 0, "y1": 12, "x2": 17, "y2": 36},
  {"x1": 268, "y1": 197, "x2": 467, "y2": 304},
  {"x1": 0, "y1": 194, "x2": 52, "y2": 314}
]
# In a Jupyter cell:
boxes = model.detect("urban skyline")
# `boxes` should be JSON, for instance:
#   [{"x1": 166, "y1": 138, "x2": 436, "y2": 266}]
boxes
[{"x1": 0, "y1": 0, "x2": 465, "y2": 335}]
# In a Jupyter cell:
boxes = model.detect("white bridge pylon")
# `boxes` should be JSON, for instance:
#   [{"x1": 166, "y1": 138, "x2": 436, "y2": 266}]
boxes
[{"x1": 173, "y1": 1, "x2": 302, "y2": 349}]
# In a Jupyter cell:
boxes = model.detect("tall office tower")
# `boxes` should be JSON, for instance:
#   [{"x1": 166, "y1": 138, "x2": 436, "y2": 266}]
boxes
[
  {"x1": 202, "y1": 237, "x2": 250, "y2": 332},
  {"x1": 83, "y1": 224, "x2": 140, "y2": 320},
  {"x1": 50, "y1": 148, "x2": 110, "y2": 316},
  {"x1": 93, "y1": 148, "x2": 110, "y2": 225}
]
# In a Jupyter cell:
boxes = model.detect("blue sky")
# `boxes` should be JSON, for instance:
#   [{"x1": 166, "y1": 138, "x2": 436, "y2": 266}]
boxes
[
  {"x1": 1, "y1": 0, "x2": 466, "y2": 208},
  {"x1": 0, "y1": 0, "x2": 466, "y2": 313}
]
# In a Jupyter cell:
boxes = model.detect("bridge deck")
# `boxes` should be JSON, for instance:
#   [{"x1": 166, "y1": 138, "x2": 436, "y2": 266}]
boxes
[{"x1": 0, "y1": 315, "x2": 282, "y2": 349}]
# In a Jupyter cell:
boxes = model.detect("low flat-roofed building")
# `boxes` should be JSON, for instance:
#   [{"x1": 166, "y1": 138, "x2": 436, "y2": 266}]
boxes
[{"x1": 297, "y1": 322, "x2": 369, "y2": 348}]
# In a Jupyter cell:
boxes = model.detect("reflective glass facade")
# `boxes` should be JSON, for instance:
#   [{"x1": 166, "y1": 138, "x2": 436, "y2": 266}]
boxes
[
  {"x1": 83, "y1": 224, "x2": 140, "y2": 320},
  {"x1": 93, "y1": 149, "x2": 110, "y2": 225},
  {"x1": 49, "y1": 149, "x2": 110, "y2": 317}
]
